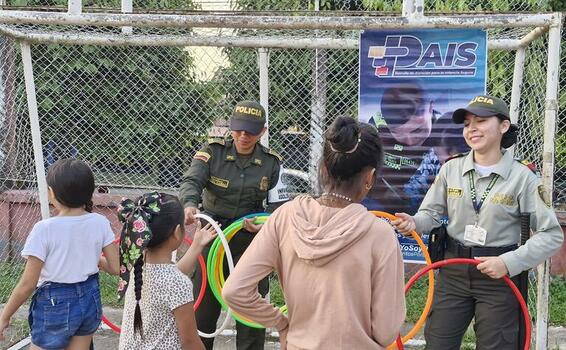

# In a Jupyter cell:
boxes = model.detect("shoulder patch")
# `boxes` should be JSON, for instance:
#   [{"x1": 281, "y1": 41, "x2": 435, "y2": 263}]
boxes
[
  {"x1": 261, "y1": 146, "x2": 282, "y2": 161},
  {"x1": 446, "y1": 152, "x2": 468, "y2": 162},
  {"x1": 515, "y1": 159, "x2": 539, "y2": 175},
  {"x1": 208, "y1": 137, "x2": 225, "y2": 146},
  {"x1": 193, "y1": 151, "x2": 211, "y2": 163},
  {"x1": 537, "y1": 184, "x2": 552, "y2": 207}
]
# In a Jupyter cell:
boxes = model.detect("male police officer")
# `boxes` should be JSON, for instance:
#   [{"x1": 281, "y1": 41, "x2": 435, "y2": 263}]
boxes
[{"x1": 179, "y1": 100, "x2": 288, "y2": 350}]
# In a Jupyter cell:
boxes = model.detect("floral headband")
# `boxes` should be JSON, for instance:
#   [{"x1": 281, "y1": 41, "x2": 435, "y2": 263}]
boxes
[{"x1": 116, "y1": 191, "x2": 161, "y2": 298}]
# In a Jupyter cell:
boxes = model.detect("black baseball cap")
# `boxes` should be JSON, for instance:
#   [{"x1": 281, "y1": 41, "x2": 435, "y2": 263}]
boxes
[
  {"x1": 230, "y1": 100, "x2": 266, "y2": 135},
  {"x1": 452, "y1": 95, "x2": 510, "y2": 124}
]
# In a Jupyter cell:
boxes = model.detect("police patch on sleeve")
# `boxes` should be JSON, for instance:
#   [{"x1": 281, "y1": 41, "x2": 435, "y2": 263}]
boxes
[
  {"x1": 537, "y1": 184, "x2": 552, "y2": 207},
  {"x1": 268, "y1": 168, "x2": 290, "y2": 203},
  {"x1": 194, "y1": 151, "x2": 211, "y2": 163}
]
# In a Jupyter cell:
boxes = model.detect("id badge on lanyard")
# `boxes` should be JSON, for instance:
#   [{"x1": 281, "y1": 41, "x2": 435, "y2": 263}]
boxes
[{"x1": 464, "y1": 172, "x2": 498, "y2": 246}]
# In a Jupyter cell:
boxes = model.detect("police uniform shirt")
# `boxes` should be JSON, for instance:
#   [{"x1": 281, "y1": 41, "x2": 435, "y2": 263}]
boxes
[
  {"x1": 413, "y1": 149, "x2": 563, "y2": 277},
  {"x1": 179, "y1": 138, "x2": 286, "y2": 220}
]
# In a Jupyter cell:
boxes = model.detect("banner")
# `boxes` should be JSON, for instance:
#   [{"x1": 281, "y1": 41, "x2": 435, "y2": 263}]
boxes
[{"x1": 359, "y1": 29, "x2": 487, "y2": 263}]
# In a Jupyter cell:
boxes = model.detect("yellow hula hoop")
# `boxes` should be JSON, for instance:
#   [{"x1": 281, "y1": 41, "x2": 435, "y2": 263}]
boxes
[{"x1": 369, "y1": 211, "x2": 435, "y2": 349}]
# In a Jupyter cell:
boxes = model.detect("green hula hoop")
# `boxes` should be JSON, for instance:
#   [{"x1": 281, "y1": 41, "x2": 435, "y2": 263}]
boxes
[{"x1": 207, "y1": 214, "x2": 272, "y2": 328}]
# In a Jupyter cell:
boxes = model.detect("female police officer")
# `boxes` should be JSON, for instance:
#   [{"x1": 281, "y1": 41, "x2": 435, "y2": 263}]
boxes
[
  {"x1": 179, "y1": 100, "x2": 288, "y2": 350},
  {"x1": 393, "y1": 95, "x2": 563, "y2": 350}
]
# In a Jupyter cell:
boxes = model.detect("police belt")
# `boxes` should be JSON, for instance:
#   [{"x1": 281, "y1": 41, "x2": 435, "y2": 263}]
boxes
[{"x1": 446, "y1": 236, "x2": 517, "y2": 258}]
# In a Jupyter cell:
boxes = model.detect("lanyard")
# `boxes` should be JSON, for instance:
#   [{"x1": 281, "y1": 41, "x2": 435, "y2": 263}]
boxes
[{"x1": 468, "y1": 172, "x2": 499, "y2": 216}]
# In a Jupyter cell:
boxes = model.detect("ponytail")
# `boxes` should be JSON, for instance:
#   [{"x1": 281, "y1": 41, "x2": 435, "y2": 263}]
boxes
[{"x1": 133, "y1": 256, "x2": 144, "y2": 337}]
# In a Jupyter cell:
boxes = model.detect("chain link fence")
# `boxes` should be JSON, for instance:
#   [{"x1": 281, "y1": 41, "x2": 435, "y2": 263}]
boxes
[{"x1": 0, "y1": 1, "x2": 564, "y2": 348}]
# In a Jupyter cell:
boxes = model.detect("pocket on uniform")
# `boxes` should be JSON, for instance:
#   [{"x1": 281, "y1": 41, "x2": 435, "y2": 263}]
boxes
[{"x1": 43, "y1": 301, "x2": 70, "y2": 332}]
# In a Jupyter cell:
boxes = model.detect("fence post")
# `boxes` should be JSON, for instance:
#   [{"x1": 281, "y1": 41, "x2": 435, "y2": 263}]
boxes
[
  {"x1": 259, "y1": 48, "x2": 269, "y2": 147},
  {"x1": 121, "y1": 0, "x2": 133, "y2": 35},
  {"x1": 21, "y1": 42, "x2": 49, "y2": 220},
  {"x1": 509, "y1": 47, "x2": 526, "y2": 158},
  {"x1": 68, "y1": 0, "x2": 82, "y2": 15},
  {"x1": 308, "y1": 0, "x2": 326, "y2": 195},
  {"x1": 535, "y1": 12, "x2": 563, "y2": 350}
]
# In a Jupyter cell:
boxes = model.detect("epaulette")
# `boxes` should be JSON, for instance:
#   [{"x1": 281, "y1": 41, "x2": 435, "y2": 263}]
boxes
[
  {"x1": 515, "y1": 159, "x2": 539, "y2": 175},
  {"x1": 207, "y1": 137, "x2": 225, "y2": 146},
  {"x1": 262, "y1": 146, "x2": 282, "y2": 161},
  {"x1": 446, "y1": 152, "x2": 468, "y2": 162}
]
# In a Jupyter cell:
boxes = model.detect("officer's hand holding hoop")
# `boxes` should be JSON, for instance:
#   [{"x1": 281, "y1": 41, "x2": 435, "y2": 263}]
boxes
[
  {"x1": 392, "y1": 213, "x2": 417, "y2": 236},
  {"x1": 184, "y1": 206, "x2": 200, "y2": 225}
]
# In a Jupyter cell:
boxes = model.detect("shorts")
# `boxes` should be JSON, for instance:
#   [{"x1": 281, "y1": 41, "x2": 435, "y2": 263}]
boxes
[{"x1": 28, "y1": 273, "x2": 102, "y2": 350}]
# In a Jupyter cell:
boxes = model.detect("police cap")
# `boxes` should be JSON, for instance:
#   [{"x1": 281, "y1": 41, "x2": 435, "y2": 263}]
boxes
[
  {"x1": 230, "y1": 100, "x2": 266, "y2": 135},
  {"x1": 452, "y1": 95, "x2": 510, "y2": 124}
]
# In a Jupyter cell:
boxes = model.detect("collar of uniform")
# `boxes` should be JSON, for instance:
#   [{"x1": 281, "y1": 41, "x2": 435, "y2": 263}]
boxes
[
  {"x1": 225, "y1": 141, "x2": 237, "y2": 162},
  {"x1": 461, "y1": 150, "x2": 513, "y2": 179},
  {"x1": 250, "y1": 143, "x2": 264, "y2": 167},
  {"x1": 226, "y1": 142, "x2": 264, "y2": 167}
]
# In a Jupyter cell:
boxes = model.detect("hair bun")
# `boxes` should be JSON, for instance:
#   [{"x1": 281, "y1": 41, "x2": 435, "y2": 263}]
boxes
[
  {"x1": 501, "y1": 124, "x2": 518, "y2": 149},
  {"x1": 325, "y1": 117, "x2": 360, "y2": 153}
]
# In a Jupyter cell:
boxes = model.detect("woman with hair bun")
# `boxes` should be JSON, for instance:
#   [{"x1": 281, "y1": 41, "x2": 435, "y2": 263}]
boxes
[{"x1": 223, "y1": 116, "x2": 406, "y2": 350}]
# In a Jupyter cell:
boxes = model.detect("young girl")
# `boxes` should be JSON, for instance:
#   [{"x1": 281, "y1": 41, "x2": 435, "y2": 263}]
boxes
[
  {"x1": 223, "y1": 117, "x2": 405, "y2": 349},
  {"x1": 0, "y1": 158, "x2": 120, "y2": 349},
  {"x1": 117, "y1": 192, "x2": 216, "y2": 350}
]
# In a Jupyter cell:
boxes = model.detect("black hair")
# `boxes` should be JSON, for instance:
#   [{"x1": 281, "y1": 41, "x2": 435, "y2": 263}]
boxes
[
  {"x1": 321, "y1": 116, "x2": 383, "y2": 191},
  {"x1": 46, "y1": 158, "x2": 94, "y2": 212},
  {"x1": 131, "y1": 193, "x2": 184, "y2": 337},
  {"x1": 500, "y1": 122, "x2": 518, "y2": 149}
]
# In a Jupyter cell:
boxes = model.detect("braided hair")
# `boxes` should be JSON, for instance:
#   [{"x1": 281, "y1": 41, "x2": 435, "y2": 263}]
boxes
[{"x1": 117, "y1": 193, "x2": 185, "y2": 338}]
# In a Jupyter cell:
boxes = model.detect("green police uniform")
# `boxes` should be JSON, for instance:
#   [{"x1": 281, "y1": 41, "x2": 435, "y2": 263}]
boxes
[
  {"x1": 413, "y1": 150, "x2": 563, "y2": 350},
  {"x1": 178, "y1": 137, "x2": 285, "y2": 350},
  {"x1": 179, "y1": 137, "x2": 283, "y2": 219}
]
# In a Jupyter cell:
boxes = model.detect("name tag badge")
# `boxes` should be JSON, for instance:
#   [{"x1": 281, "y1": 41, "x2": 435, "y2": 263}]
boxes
[{"x1": 464, "y1": 225, "x2": 487, "y2": 246}]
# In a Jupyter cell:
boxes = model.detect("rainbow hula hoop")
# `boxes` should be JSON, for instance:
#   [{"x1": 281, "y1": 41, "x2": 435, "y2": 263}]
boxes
[
  {"x1": 207, "y1": 213, "x2": 271, "y2": 328},
  {"x1": 195, "y1": 213, "x2": 234, "y2": 338},
  {"x1": 369, "y1": 211, "x2": 435, "y2": 350},
  {"x1": 403, "y1": 258, "x2": 531, "y2": 350},
  {"x1": 101, "y1": 232, "x2": 209, "y2": 333}
]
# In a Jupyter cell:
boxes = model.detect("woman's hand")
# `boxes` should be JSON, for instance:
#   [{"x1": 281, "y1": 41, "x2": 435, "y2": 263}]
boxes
[
  {"x1": 184, "y1": 207, "x2": 200, "y2": 226},
  {"x1": 476, "y1": 256, "x2": 509, "y2": 279},
  {"x1": 391, "y1": 213, "x2": 417, "y2": 236}
]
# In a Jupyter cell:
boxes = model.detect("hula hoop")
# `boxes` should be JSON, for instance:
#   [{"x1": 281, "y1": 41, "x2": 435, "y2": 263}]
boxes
[
  {"x1": 369, "y1": 211, "x2": 435, "y2": 350},
  {"x1": 183, "y1": 236, "x2": 207, "y2": 311},
  {"x1": 405, "y1": 258, "x2": 532, "y2": 350},
  {"x1": 101, "y1": 231, "x2": 209, "y2": 334},
  {"x1": 207, "y1": 213, "x2": 270, "y2": 328},
  {"x1": 195, "y1": 213, "x2": 235, "y2": 338}
]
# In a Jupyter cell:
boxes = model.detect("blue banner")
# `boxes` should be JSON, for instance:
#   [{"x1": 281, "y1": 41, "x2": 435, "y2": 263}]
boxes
[{"x1": 359, "y1": 29, "x2": 487, "y2": 264}]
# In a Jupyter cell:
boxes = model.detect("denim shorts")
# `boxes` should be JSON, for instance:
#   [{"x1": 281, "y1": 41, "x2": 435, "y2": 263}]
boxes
[{"x1": 28, "y1": 273, "x2": 102, "y2": 350}]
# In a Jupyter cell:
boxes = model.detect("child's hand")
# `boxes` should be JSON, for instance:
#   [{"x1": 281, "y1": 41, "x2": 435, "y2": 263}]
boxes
[
  {"x1": 0, "y1": 316, "x2": 10, "y2": 341},
  {"x1": 193, "y1": 221, "x2": 217, "y2": 248},
  {"x1": 242, "y1": 217, "x2": 263, "y2": 233}
]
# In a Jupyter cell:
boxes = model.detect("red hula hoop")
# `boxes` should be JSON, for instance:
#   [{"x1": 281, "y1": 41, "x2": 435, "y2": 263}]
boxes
[{"x1": 397, "y1": 258, "x2": 531, "y2": 350}]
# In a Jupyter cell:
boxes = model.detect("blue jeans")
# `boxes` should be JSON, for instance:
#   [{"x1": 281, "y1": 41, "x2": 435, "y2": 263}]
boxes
[{"x1": 28, "y1": 274, "x2": 102, "y2": 350}]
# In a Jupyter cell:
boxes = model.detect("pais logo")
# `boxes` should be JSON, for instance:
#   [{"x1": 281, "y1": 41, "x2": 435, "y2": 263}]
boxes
[{"x1": 368, "y1": 35, "x2": 478, "y2": 78}]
